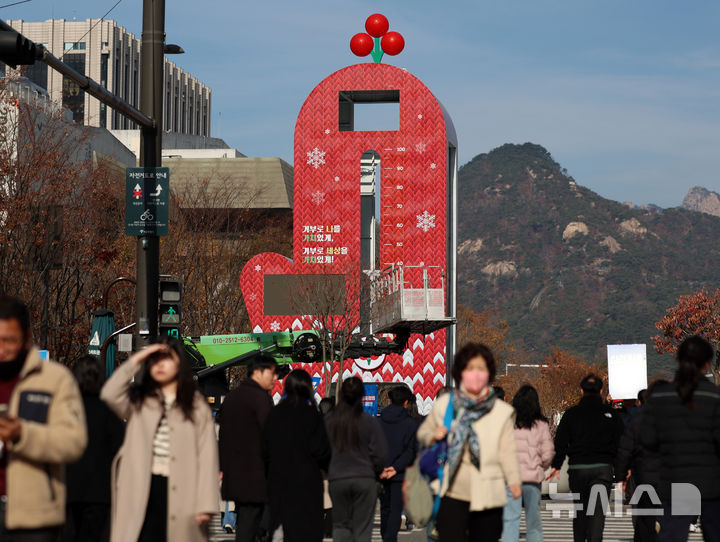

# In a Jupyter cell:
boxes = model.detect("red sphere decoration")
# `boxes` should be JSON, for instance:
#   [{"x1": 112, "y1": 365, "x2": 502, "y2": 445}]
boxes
[
  {"x1": 350, "y1": 32, "x2": 374, "y2": 57},
  {"x1": 365, "y1": 13, "x2": 389, "y2": 38},
  {"x1": 380, "y1": 31, "x2": 405, "y2": 56}
]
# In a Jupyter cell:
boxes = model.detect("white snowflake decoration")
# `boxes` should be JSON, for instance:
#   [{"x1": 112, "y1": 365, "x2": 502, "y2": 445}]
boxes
[
  {"x1": 415, "y1": 142, "x2": 426, "y2": 154},
  {"x1": 311, "y1": 190, "x2": 326, "y2": 205},
  {"x1": 248, "y1": 293, "x2": 257, "y2": 301},
  {"x1": 254, "y1": 265, "x2": 262, "y2": 271},
  {"x1": 416, "y1": 210, "x2": 436, "y2": 233},
  {"x1": 324, "y1": 128, "x2": 331, "y2": 134},
  {"x1": 417, "y1": 114, "x2": 423, "y2": 119},
  {"x1": 430, "y1": 163, "x2": 437, "y2": 169},
  {"x1": 334, "y1": 176, "x2": 340, "y2": 182},
  {"x1": 270, "y1": 321, "x2": 281, "y2": 332},
  {"x1": 306, "y1": 147, "x2": 326, "y2": 169}
]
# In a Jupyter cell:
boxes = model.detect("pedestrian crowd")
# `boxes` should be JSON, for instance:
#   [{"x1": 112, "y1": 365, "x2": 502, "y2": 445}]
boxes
[{"x1": 2, "y1": 293, "x2": 720, "y2": 542}]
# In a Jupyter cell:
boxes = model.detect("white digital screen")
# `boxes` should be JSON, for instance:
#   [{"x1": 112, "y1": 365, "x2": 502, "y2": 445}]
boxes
[{"x1": 607, "y1": 344, "x2": 648, "y2": 400}]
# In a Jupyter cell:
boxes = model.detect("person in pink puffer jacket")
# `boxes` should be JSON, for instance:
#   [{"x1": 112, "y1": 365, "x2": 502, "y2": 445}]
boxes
[{"x1": 502, "y1": 385, "x2": 554, "y2": 542}]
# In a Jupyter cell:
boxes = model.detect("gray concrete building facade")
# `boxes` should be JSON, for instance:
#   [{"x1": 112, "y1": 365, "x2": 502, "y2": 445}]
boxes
[{"x1": 5, "y1": 18, "x2": 211, "y2": 136}]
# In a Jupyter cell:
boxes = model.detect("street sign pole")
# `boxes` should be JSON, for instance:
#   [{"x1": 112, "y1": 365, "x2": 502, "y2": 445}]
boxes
[{"x1": 135, "y1": 0, "x2": 165, "y2": 343}]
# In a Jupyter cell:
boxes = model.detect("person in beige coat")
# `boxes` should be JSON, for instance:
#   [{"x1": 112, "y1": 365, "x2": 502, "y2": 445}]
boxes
[
  {"x1": 101, "y1": 337, "x2": 219, "y2": 542},
  {"x1": 417, "y1": 342, "x2": 521, "y2": 542},
  {"x1": 0, "y1": 296, "x2": 87, "y2": 538}
]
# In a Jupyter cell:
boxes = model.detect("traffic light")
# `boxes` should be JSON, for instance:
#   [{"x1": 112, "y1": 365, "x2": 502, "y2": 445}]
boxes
[
  {"x1": 0, "y1": 24, "x2": 41, "y2": 68},
  {"x1": 158, "y1": 278, "x2": 182, "y2": 339}
]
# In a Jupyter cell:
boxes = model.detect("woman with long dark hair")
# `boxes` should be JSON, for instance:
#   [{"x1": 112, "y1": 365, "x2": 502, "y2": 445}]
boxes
[
  {"x1": 417, "y1": 342, "x2": 521, "y2": 542},
  {"x1": 262, "y1": 369, "x2": 331, "y2": 542},
  {"x1": 641, "y1": 335, "x2": 720, "y2": 541},
  {"x1": 326, "y1": 377, "x2": 388, "y2": 542},
  {"x1": 501, "y1": 385, "x2": 553, "y2": 542},
  {"x1": 100, "y1": 336, "x2": 219, "y2": 542}
]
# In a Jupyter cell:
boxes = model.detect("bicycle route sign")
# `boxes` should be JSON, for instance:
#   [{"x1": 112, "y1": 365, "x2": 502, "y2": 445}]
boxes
[{"x1": 125, "y1": 167, "x2": 170, "y2": 236}]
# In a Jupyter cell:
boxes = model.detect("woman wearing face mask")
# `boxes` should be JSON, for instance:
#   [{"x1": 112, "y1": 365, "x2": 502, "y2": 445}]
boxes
[{"x1": 417, "y1": 342, "x2": 521, "y2": 542}]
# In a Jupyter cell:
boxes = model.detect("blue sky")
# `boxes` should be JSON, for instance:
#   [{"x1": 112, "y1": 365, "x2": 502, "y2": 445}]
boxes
[{"x1": 5, "y1": 0, "x2": 719, "y2": 207}]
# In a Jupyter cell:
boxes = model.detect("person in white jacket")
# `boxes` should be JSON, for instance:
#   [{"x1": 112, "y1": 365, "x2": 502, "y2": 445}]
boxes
[
  {"x1": 502, "y1": 385, "x2": 554, "y2": 542},
  {"x1": 418, "y1": 342, "x2": 521, "y2": 542}
]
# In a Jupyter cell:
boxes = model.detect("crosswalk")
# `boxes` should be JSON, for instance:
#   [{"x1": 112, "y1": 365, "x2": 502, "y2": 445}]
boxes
[
  {"x1": 528, "y1": 509, "x2": 703, "y2": 542},
  {"x1": 209, "y1": 507, "x2": 706, "y2": 541}
]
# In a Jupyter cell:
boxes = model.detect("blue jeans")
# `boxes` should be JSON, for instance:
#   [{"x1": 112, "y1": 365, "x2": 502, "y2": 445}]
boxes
[
  {"x1": 224, "y1": 501, "x2": 237, "y2": 528},
  {"x1": 502, "y1": 483, "x2": 543, "y2": 542}
]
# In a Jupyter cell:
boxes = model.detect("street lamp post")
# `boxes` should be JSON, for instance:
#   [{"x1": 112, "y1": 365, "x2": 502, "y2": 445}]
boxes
[{"x1": 136, "y1": 0, "x2": 165, "y2": 343}]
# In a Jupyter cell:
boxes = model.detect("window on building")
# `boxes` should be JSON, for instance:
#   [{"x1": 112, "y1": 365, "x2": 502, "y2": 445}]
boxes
[
  {"x1": 189, "y1": 101, "x2": 194, "y2": 134},
  {"x1": 123, "y1": 63, "x2": 129, "y2": 129},
  {"x1": 196, "y1": 99, "x2": 201, "y2": 135},
  {"x1": 100, "y1": 53, "x2": 109, "y2": 87},
  {"x1": 181, "y1": 89, "x2": 186, "y2": 133},
  {"x1": 114, "y1": 56, "x2": 119, "y2": 92},
  {"x1": 165, "y1": 81, "x2": 171, "y2": 131},
  {"x1": 25, "y1": 62, "x2": 48, "y2": 91},
  {"x1": 203, "y1": 104, "x2": 207, "y2": 136},
  {"x1": 64, "y1": 42, "x2": 86, "y2": 51},
  {"x1": 63, "y1": 53, "x2": 86, "y2": 124},
  {"x1": 174, "y1": 87, "x2": 179, "y2": 132},
  {"x1": 113, "y1": 56, "x2": 120, "y2": 128},
  {"x1": 133, "y1": 67, "x2": 138, "y2": 106},
  {"x1": 123, "y1": 63, "x2": 129, "y2": 101}
]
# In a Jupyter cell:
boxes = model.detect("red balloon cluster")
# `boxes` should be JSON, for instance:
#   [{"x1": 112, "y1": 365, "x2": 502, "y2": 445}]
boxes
[{"x1": 350, "y1": 13, "x2": 405, "y2": 58}]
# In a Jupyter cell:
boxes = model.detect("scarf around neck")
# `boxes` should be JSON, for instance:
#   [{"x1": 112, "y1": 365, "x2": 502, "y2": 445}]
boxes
[{"x1": 446, "y1": 388, "x2": 497, "y2": 484}]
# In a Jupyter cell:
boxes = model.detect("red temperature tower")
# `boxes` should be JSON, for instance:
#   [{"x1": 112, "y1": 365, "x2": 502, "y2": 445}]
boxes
[{"x1": 240, "y1": 14, "x2": 458, "y2": 412}]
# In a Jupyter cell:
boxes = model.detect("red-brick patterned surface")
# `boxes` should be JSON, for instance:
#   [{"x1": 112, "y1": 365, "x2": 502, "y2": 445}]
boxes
[{"x1": 239, "y1": 63, "x2": 452, "y2": 412}]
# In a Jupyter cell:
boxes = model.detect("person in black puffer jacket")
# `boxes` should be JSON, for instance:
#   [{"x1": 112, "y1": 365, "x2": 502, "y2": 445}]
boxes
[
  {"x1": 378, "y1": 385, "x2": 419, "y2": 542},
  {"x1": 548, "y1": 373, "x2": 625, "y2": 542},
  {"x1": 641, "y1": 335, "x2": 720, "y2": 542},
  {"x1": 615, "y1": 383, "x2": 666, "y2": 542}
]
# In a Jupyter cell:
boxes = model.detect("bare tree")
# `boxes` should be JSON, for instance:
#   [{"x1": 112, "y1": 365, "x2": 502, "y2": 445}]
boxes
[
  {"x1": 162, "y1": 170, "x2": 292, "y2": 335},
  {"x1": 290, "y1": 267, "x2": 364, "y2": 400},
  {"x1": 0, "y1": 76, "x2": 295, "y2": 363},
  {"x1": 0, "y1": 76, "x2": 133, "y2": 363}
]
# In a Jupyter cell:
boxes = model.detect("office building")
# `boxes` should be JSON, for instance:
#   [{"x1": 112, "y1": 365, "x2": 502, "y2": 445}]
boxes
[{"x1": 4, "y1": 18, "x2": 211, "y2": 135}]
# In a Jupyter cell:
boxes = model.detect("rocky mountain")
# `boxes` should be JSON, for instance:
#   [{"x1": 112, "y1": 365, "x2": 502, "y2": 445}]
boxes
[
  {"x1": 682, "y1": 186, "x2": 720, "y2": 217},
  {"x1": 457, "y1": 143, "x2": 720, "y2": 374}
]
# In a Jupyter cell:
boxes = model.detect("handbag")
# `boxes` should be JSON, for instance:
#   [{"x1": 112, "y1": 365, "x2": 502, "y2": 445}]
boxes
[{"x1": 403, "y1": 393, "x2": 454, "y2": 530}]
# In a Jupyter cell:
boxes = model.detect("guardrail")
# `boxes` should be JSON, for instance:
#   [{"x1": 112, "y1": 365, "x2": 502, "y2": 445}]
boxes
[{"x1": 369, "y1": 264, "x2": 451, "y2": 334}]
